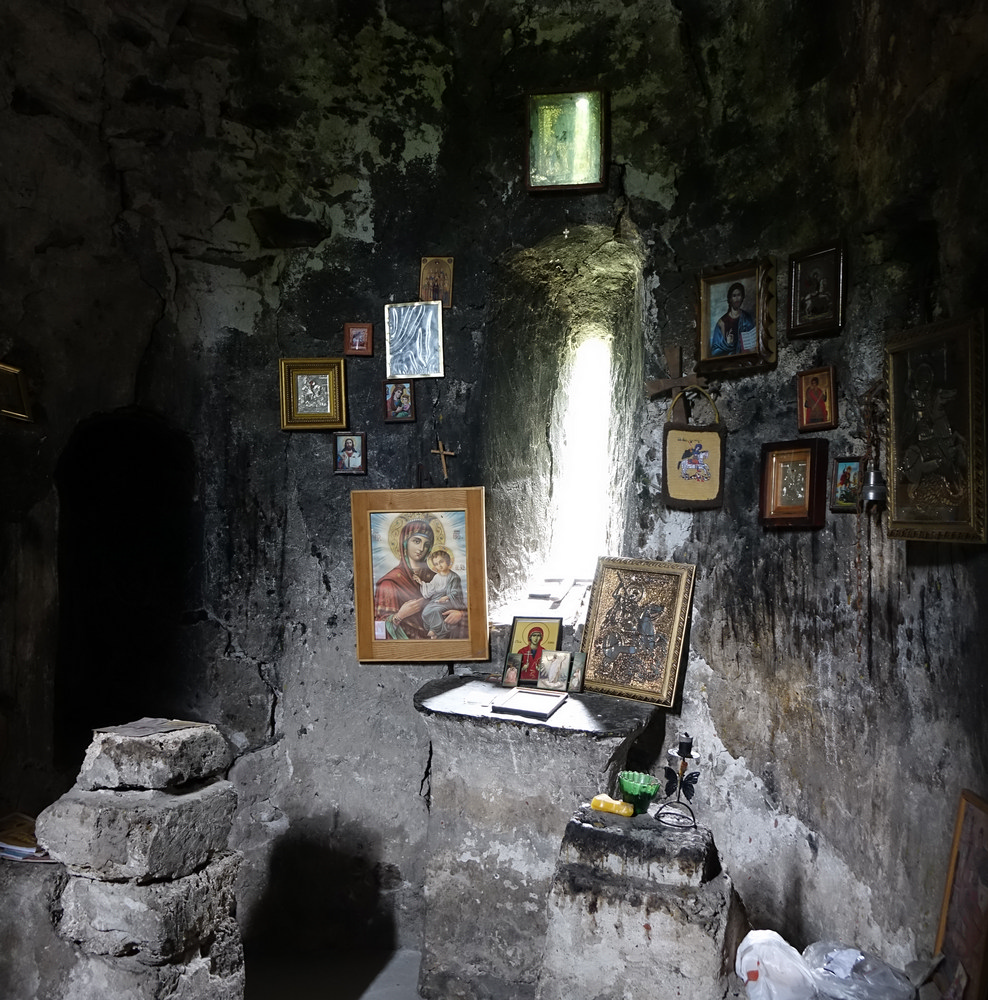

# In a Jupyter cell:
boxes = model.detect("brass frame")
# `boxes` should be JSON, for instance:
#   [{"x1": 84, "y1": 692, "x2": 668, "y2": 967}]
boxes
[
  {"x1": 580, "y1": 556, "x2": 696, "y2": 707},
  {"x1": 0, "y1": 363, "x2": 31, "y2": 421},
  {"x1": 350, "y1": 487, "x2": 488, "y2": 662},
  {"x1": 279, "y1": 357, "x2": 347, "y2": 431},
  {"x1": 886, "y1": 313, "x2": 986, "y2": 543}
]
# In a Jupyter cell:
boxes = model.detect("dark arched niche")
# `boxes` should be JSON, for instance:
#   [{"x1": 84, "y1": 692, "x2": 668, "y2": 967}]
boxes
[
  {"x1": 53, "y1": 409, "x2": 197, "y2": 769},
  {"x1": 481, "y1": 222, "x2": 645, "y2": 609}
]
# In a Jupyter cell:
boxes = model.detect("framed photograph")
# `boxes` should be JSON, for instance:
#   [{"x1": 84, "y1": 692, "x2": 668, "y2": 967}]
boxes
[
  {"x1": 567, "y1": 651, "x2": 586, "y2": 693},
  {"x1": 419, "y1": 257, "x2": 453, "y2": 309},
  {"x1": 696, "y1": 258, "x2": 777, "y2": 375},
  {"x1": 0, "y1": 363, "x2": 31, "y2": 421},
  {"x1": 502, "y1": 653, "x2": 522, "y2": 688},
  {"x1": 797, "y1": 365, "x2": 838, "y2": 432},
  {"x1": 384, "y1": 300, "x2": 444, "y2": 379},
  {"x1": 506, "y1": 617, "x2": 563, "y2": 687},
  {"x1": 580, "y1": 556, "x2": 696, "y2": 707},
  {"x1": 343, "y1": 322, "x2": 373, "y2": 356},
  {"x1": 383, "y1": 380, "x2": 416, "y2": 422},
  {"x1": 934, "y1": 789, "x2": 988, "y2": 1000},
  {"x1": 350, "y1": 488, "x2": 488, "y2": 662},
  {"x1": 279, "y1": 358, "x2": 347, "y2": 431},
  {"x1": 759, "y1": 438, "x2": 829, "y2": 528},
  {"x1": 537, "y1": 650, "x2": 571, "y2": 691},
  {"x1": 525, "y1": 90, "x2": 607, "y2": 192},
  {"x1": 788, "y1": 242, "x2": 847, "y2": 338},
  {"x1": 334, "y1": 432, "x2": 366, "y2": 475},
  {"x1": 830, "y1": 456, "x2": 863, "y2": 513},
  {"x1": 886, "y1": 313, "x2": 986, "y2": 543}
]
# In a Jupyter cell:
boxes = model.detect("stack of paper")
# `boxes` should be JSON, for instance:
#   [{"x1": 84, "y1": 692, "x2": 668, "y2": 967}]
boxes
[{"x1": 0, "y1": 812, "x2": 54, "y2": 862}]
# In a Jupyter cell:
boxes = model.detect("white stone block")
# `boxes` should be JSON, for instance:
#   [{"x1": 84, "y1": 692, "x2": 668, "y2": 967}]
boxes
[
  {"x1": 537, "y1": 867, "x2": 747, "y2": 1000},
  {"x1": 36, "y1": 781, "x2": 236, "y2": 881},
  {"x1": 57, "y1": 852, "x2": 241, "y2": 965},
  {"x1": 59, "y1": 946, "x2": 244, "y2": 1000},
  {"x1": 76, "y1": 724, "x2": 232, "y2": 791}
]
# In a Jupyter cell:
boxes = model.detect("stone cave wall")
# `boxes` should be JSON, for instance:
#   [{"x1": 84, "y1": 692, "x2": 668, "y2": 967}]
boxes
[{"x1": 0, "y1": 0, "x2": 986, "y2": 979}]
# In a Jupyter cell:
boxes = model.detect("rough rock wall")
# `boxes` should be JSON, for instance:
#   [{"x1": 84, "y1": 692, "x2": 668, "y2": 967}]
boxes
[{"x1": 0, "y1": 0, "x2": 985, "y2": 972}]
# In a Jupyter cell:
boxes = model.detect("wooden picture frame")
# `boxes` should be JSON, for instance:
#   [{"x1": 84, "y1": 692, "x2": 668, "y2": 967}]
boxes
[
  {"x1": 886, "y1": 313, "x2": 986, "y2": 543},
  {"x1": 696, "y1": 258, "x2": 776, "y2": 375},
  {"x1": 351, "y1": 488, "x2": 488, "y2": 662},
  {"x1": 419, "y1": 257, "x2": 453, "y2": 309},
  {"x1": 334, "y1": 432, "x2": 366, "y2": 475},
  {"x1": 934, "y1": 789, "x2": 988, "y2": 1000},
  {"x1": 525, "y1": 90, "x2": 607, "y2": 192},
  {"x1": 580, "y1": 556, "x2": 696, "y2": 707},
  {"x1": 343, "y1": 322, "x2": 373, "y2": 356},
  {"x1": 279, "y1": 357, "x2": 347, "y2": 431},
  {"x1": 788, "y1": 241, "x2": 847, "y2": 338},
  {"x1": 384, "y1": 300, "x2": 444, "y2": 379},
  {"x1": 797, "y1": 365, "x2": 838, "y2": 432},
  {"x1": 0, "y1": 363, "x2": 31, "y2": 421},
  {"x1": 506, "y1": 617, "x2": 563, "y2": 687},
  {"x1": 383, "y1": 380, "x2": 416, "y2": 422},
  {"x1": 759, "y1": 439, "x2": 829, "y2": 528},
  {"x1": 830, "y1": 456, "x2": 863, "y2": 513}
]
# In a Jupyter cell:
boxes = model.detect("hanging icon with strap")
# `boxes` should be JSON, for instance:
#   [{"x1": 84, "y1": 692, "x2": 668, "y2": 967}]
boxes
[{"x1": 662, "y1": 387, "x2": 727, "y2": 509}]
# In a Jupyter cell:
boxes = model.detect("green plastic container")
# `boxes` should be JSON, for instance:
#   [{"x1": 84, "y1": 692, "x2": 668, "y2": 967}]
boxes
[{"x1": 618, "y1": 770, "x2": 659, "y2": 815}]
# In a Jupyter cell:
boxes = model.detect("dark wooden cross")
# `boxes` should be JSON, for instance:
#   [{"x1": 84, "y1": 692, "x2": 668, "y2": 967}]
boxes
[
  {"x1": 644, "y1": 346, "x2": 707, "y2": 422},
  {"x1": 431, "y1": 439, "x2": 456, "y2": 482}
]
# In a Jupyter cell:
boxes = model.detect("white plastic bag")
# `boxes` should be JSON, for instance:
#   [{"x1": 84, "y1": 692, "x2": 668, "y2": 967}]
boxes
[
  {"x1": 802, "y1": 941, "x2": 916, "y2": 1000},
  {"x1": 736, "y1": 929, "x2": 819, "y2": 1000}
]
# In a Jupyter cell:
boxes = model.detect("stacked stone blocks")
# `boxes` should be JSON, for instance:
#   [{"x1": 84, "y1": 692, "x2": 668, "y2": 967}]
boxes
[
  {"x1": 36, "y1": 722, "x2": 244, "y2": 1000},
  {"x1": 536, "y1": 806, "x2": 749, "y2": 1000}
]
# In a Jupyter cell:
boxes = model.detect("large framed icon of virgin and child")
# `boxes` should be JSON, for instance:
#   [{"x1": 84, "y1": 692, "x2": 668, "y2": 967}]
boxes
[
  {"x1": 351, "y1": 488, "x2": 489, "y2": 662},
  {"x1": 696, "y1": 258, "x2": 777, "y2": 376}
]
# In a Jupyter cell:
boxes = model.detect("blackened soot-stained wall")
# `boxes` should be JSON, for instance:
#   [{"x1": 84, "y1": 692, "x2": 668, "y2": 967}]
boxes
[{"x1": 0, "y1": 0, "x2": 986, "y2": 976}]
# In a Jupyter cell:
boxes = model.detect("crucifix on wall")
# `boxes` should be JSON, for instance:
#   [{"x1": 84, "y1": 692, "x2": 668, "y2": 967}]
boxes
[
  {"x1": 644, "y1": 346, "x2": 707, "y2": 421},
  {"x1": 431, "y1": 439, "x2": 456, "y2": 483}
]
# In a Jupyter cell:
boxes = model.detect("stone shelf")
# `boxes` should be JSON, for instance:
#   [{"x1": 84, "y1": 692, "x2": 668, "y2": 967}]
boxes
[{"x1": 414, "y1": 674, "x2": 656, "y2": 1000}]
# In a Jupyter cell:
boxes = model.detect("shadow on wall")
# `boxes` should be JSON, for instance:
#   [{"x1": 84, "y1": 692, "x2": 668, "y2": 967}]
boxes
[
  {"x1": 243, "y1": 822, "x2": 398, "y2": 984},
  {"x1": 53, "y1": 408, "x2": 199, "y2": 774}
]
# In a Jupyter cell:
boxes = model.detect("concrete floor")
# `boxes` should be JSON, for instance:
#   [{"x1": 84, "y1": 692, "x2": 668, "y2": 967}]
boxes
[{"x1": 245, "y1": 948, "x2": 422, "y2": 1000}]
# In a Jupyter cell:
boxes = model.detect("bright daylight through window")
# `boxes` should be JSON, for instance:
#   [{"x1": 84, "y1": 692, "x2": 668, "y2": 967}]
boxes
[{"x1": 545, "y1": 333, "x2": 612, "y2": 583}]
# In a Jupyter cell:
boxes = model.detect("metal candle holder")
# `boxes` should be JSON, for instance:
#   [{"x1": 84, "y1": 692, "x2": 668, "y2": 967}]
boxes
[{"x1": 657, "y1": 732, "x2": 700, "y2": 829}]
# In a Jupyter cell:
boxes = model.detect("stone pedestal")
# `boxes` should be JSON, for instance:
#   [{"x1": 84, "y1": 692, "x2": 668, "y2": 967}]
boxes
[
  {"x1": 36, "y1": 720, "x2": 244, "y2": 1000},
  {"x1": 413, "y1": 675, "x2": 656, "y2": 1000},
  {"x1": 536, "y1": 806, "x2": 748, "y2": 1000}
]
